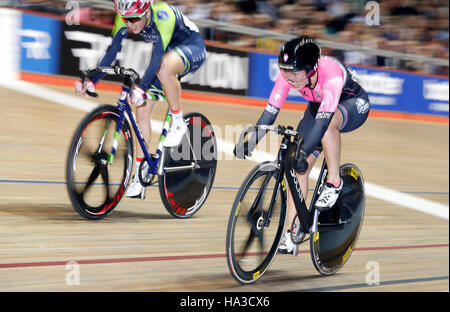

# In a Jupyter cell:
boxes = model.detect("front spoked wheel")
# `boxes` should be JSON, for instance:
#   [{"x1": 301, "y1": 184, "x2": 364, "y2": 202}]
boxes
[
  {"x1": 226, "y1": 162, "x2": 287, "y2": 284},
  {"x1": 66, "y1": 105, "x2": 133, "y2": 220},
  {"x1": 310, "y1": 163, "x2": 365, "y2": 275},
  {"x1": 159, "y1": 112, "x2": 217, "y2": 218}
]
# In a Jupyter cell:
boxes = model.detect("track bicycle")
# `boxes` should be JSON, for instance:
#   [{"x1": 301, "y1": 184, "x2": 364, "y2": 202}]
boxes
[
  {"x1": 66, "y1": 66, "x2": 217, "y2": 220},
  {"x1": 226, "y1": 125, "x2": 365, "y2": 283}
]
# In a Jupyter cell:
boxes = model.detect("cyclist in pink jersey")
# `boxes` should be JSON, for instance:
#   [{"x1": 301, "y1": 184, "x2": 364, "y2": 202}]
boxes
[{"x1": 234, "y1": 36, "x2": 370, "y2": 254}]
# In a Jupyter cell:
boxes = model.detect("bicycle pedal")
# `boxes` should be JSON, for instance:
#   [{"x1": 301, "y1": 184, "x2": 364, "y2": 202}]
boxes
[
  {"x1": 127, "y1": 188, "x2": 146, "y2": 200},
  {"x1": 291, "y1": 231, "x2": 306, "y2": 245}
]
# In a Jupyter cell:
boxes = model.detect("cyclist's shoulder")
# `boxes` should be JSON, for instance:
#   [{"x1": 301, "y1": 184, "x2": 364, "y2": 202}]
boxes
[
  {"x1": 318, "y1": 56, "x2": 346, "y2": 82},
  {"x1": 115, "y1": 26, "x2": 129, "y2": 37},
  {"x1": 152, "y1": 2, "x2": 177, "y2": 23},
  {"x1": 273, "y1": 70, "x2": 292, "y2": 90},
  {"x1": 112, "y1": 14, "x2": 128, "y2": 37},
  {"x1": 319, "y1": 56, "x2": 344, "y2": 70}
]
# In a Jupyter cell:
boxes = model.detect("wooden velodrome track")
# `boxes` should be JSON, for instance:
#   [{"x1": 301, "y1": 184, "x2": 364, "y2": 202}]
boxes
[{"x1": 0, "y1": 76, "x2": 448, "y2": 293}]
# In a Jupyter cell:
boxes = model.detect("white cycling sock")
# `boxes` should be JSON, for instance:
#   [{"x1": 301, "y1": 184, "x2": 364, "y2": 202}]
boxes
[
  {"x1": 135, "y1": 158, "x2": 142, "y2": 176},
  {"x1": 171, "y1": 110, "x2": 184, "y2": 126}
]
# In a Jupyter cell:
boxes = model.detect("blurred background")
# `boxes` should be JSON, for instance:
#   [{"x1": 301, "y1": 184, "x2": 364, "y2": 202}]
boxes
[{"x1": 2, "y1": 0, "x2": 448, "y2": 76}]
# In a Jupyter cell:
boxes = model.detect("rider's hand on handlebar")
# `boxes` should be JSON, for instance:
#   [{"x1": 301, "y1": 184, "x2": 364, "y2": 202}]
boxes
[
  {"x1": 75, "y1": 79, "x2": 95, "y2": 97},
  {"x1": 233, "y1": 141, "x2": 253, "y2": 159},
  {"x1": 293, "y1": 149, "x2": 309, "y2": 173},
  {"x1": 129, "y1": 86, "x2": 146, "y2": 106}
]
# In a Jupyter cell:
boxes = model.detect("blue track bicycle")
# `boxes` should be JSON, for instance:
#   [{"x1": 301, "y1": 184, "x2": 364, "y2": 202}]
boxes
[{"x1": 66, "y1": 66, "x2": 217, "y2": 220}]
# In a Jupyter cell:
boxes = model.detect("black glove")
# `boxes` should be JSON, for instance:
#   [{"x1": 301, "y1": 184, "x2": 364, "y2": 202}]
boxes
[
  {"x1": 234, "y1": 126, "x2": 267, "y2": 159},
  {"x1": 293, "y1": 149, "x2": 308, "y2": 173},
  {"x1": 233, "y1": 141, "x2": 253, "y2": 159}
]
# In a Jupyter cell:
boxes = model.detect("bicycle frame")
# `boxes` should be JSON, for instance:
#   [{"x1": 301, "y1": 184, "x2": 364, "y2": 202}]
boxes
[
  {"x1": 274, "y1": 134, "x2": 345, "y2": 235},
  {"x1": 82, "y1": 65, "x2": 214, "y2": 181},
  {"x1": 111, "y1": 86, "x2": 202, "y2": 178},
  {"x1": 110, "y1": 86, "x2": 171, "y2": 177}
]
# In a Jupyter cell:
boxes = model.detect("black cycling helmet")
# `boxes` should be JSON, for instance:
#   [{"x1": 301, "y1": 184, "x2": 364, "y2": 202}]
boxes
[{"x1": 278, "y1": 36, "x2": 321, "y2": 77}]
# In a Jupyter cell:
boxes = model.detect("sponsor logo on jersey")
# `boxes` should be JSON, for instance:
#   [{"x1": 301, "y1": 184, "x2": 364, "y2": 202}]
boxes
[
  {"x1": 265, "y1": 103, "x2": 280, "y2": 115},
  {"x1": 157, "y1": 10, "x2": 170, "y2": 21},
  {"x1": 356, "y1": 98, "x2": 370, "y2": 114},
  {"x1": 271, "y1": 91, "x2": 283, "y2": 103},
  {"x1": 314, "y1": 90, "x2": 322, "y2": 100},
  {"x1": 140, "y1": 28, "x2": 159, "y2": 43},
  {"x1": 316, "y1": 112, "x2": 332, "y2": 119}
]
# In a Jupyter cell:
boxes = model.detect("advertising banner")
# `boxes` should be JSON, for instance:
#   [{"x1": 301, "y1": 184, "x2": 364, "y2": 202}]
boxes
[
  {"x1": 60, "y1": 23, "x2": 143, "y2": 83},
  {"x1": 352, "y1": 66, "x2": 449, "y2": 116},
  {"x1": 20, "y1": 13, "x2": 61, "y2": 74},
  {"x1": 247, "y1": 52, "x2": 449, "y2": 116},
  {"x1": 15, "y1": 10, "x2": 449, "y2": 116},
  {"x1": 182, "y1": 45, "x2": 248, "y2": 96},
  {"x1": 0, "y1": 8, "x2": 21, "y2": 81},
  {"x1": 60, "y1": 23, "x2": 249, "y2": 95}
]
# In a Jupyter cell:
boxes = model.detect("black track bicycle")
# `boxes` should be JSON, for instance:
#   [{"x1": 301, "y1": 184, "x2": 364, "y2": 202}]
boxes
[
  {"x1": 66, "y1": 66, "x2": 217, "y2": 220},
  {"x1": 226, "y1": 125, "x2": 365, "y2": 283}
]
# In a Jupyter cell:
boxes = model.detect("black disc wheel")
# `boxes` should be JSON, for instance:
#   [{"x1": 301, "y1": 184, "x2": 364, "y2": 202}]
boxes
[
  {"x1": 310, "y1": 163, "x2": 365, "y2": 275},
  {"x1": 158, "y1": 112, "x2": 217, "y2": 218}
]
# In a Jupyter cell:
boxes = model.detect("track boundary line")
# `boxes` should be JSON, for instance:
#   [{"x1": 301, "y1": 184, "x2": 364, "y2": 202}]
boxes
[
  {"x1": 290, "y1": 275, "x2": 449, "y2": 292},
  {"x1": 0, "y1": 243, "x2": 447, "y2": 269}
]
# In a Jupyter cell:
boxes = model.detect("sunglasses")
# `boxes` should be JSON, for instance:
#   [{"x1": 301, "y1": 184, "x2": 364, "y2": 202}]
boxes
[{"x1": 121, "y1": 16, "x2": 144, "y2": 24}]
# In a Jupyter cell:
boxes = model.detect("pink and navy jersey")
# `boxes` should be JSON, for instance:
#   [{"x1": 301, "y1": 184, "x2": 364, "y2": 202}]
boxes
[
  {"x1": 254, "y1": 56, "x2": 367, "y2": 155},
  {"x1": 268, "y1": 56, "x2": 364, "y2": 113}
]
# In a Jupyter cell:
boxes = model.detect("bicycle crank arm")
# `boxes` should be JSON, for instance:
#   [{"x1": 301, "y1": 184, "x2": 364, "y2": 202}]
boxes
[{"x1": 161, "y1": 163, "x2": 197, "y2": 174}]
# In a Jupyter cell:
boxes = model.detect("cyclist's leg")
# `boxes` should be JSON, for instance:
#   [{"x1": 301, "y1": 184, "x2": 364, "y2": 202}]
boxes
[
  {"x1": 126, "y1": 99, "x2": 157, "y2": 198},
  {"x1": 135, "y1": 100, "x2": 157, "y2": 160},
  {"x1": 279, "y1": 104, "x2": 317, "y2": 253},
  {"x1": 157, "y1": 51, "x2": 186, "y2": 147},
  {"x1": 320, "y1": 109, "x2": 344, "y2": 185},
  {"x1": 284, "y1": 153, "x2": 317, "y2": 235},
  {"x1": 324, "y1": 93, "x2": 370, "y2": 179},
  {"x1": 289, "y1": 104, "x2": 319, "y2": 224},
  {"x1": 157, "y1": 51, "x2": 185, "y2": 112},
  {"x1": 337, "y1": 94, "x2": 370, "y2": 134},
  {"x1": 158, "y1": 34, "x2": 206, "y2": 147},
  {"x1": 160, "y1": 34, "x2": 207, "y2": 103},
  {"x1": 315, "y1": 94, "x2": 370, "y2": 206}
]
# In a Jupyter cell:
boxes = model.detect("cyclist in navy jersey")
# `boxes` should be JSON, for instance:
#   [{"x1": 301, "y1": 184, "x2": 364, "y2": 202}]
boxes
[{"x1": 76, "y1": 0, "x2": 206, "y2": 198}]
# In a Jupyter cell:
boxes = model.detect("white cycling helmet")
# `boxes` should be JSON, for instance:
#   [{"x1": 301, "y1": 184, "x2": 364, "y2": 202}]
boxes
[{"x1": 114, "y1": 0, "x2": 153, "y2": 18}]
